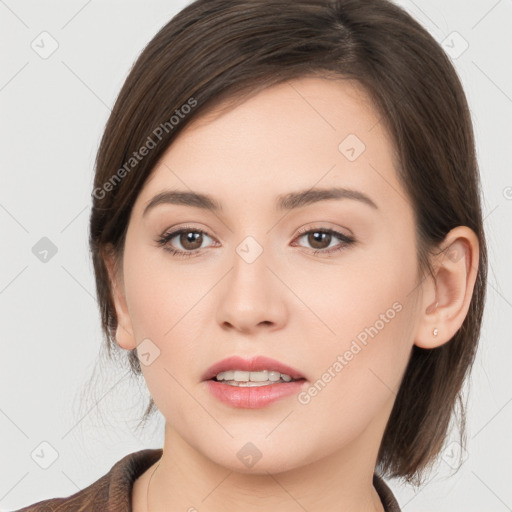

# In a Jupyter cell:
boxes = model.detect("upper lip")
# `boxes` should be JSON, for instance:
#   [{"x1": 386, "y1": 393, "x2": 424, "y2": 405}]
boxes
[{"x1": 201, "y1": 355, "x2": 306, "y2": 381}]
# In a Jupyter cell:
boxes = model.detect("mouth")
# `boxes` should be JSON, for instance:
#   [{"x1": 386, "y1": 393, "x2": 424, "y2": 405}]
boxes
[
  {"x1": 210, "y1": 371, "x2": 306, "y2": 387},
  {"x1": 202, "y1": 356, "x2": 308, "y2": 409},
  {"x1": 201, "y1": 354, "x2": 307, "y2": 383}
]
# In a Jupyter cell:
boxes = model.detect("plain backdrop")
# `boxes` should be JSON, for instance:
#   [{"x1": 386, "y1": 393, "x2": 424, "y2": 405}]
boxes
[{"x1": 1, "y1": 0, "x2": 511, "y2": 510}]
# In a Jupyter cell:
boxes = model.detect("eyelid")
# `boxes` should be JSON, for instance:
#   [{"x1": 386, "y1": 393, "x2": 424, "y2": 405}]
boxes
[
  {"x1": 160, "y1": 223, "x2": 217, "y2": 240},
  {"x1": 292, "y1": 225, "x2": 356, "y2": 252},
  {"x1": 159, "y1": 224, "x2": 217, "y2": 245},
  {"x1": 157, "y1": 223, "x2": 355, "y2": 257},
  {"x1": 294, "y1": 223, "x2": 352, "y2": 237}
]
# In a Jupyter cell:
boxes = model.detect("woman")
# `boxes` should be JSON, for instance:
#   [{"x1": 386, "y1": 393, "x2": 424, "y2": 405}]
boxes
[{"x1": 15, "y1": 0, "x2": 487, "y2": 510}]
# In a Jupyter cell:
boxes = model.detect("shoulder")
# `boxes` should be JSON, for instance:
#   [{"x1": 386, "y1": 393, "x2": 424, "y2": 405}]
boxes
[
  {"x1": 11, "y1": 448, "x2": 163, "y2": 512},
  {"x1": 373, "y1": 473, "x2": 402, "y2": 512}
]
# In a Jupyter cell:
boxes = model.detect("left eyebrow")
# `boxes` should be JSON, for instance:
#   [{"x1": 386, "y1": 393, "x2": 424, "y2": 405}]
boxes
[
  {"x1": 142, "y1": 186, "x2": 379, "y2": 218},
  {"x1": 276, "y1": 186, "x2": 378, "y2": 211}
]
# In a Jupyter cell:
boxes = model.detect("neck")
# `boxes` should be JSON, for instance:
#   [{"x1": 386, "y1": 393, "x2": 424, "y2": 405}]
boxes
[{"x1": 145, "y1": 422, "x2": 387, "y2": 512}]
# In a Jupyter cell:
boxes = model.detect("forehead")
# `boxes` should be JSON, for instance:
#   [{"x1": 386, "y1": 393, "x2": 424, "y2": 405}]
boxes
[{"x1": 134, "y1": 76, "x2": 407, "y2": 219}]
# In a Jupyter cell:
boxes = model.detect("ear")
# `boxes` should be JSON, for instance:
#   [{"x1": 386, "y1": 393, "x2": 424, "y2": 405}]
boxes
[
  {"x1": 414, "y1": 226, "x2": 479, "y2": 349},
  {"x1": 102, "y1": 245, "x2": 137, "y2": 350}
]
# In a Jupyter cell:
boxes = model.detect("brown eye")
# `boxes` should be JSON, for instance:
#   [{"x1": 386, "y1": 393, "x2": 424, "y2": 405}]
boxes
[
  {"x1": 178, "y1": 231, "x2": 203, "y2": 250},
  {"x1": 306, "y1": 231, "x2": 332, "y2": 250},
  {"x1": 156, "y1": 227, "x2": 215, "y2": 257},
  {"x1": 293, "y1": 227, "x2": 355, "y2": 255}
]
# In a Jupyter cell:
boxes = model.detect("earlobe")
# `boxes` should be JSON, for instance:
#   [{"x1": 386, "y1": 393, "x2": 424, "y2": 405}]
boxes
[
  {"x1": 414, "y1": 226, "x2": 479, "y2": 349},
  {"x1": 102, "y1": 245, "x2": 137, "y2": 351}
]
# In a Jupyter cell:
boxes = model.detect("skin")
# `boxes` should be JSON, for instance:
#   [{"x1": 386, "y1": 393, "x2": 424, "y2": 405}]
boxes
[{"x1": 104, "y1": 76, "x2": 479, "y2": 511}]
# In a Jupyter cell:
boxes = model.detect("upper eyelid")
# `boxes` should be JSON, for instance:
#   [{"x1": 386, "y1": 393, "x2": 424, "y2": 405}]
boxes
[{"x1": 162, "y1": 225, "x2": 348, "y2": 237}]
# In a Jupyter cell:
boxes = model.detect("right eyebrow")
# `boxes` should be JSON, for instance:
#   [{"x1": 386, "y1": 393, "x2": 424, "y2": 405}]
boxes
[{"x1": 143, "y1": 190, "x2": 223, "y2": 217}]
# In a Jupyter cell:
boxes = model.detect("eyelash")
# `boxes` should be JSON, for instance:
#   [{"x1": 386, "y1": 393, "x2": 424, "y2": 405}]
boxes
[{"x1": 156, "y1": 224, "x2": 356, "y2": 258}]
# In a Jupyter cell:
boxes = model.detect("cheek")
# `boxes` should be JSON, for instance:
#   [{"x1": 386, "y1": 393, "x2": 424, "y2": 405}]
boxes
[
  {"x1": 122, "y1": 254, "x2": 201, "y2": 419},
  {"x1": 293, "y1": 234, "x2": 417, "y2": 414},
  {"x1": 289, "y1": 226, "x2": 417, "y2": 343},
  {"x1": 296, "y1": 298, "x2": 415, "y2": 447},
  {"x1": 122, "y1": 244, "x2": 214, "y2": 404},
  {"x1": 123, "y1": 239, "x2": 207, "y2": 341}
]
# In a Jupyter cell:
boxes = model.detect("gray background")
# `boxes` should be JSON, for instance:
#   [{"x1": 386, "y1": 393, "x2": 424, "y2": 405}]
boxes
[{"x1": 1, "y1": 0, "x2": 511, "y2": 510}]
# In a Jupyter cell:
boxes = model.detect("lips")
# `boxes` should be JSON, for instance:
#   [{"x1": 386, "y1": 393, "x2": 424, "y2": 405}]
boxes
[{"x1": 201, "y1": 355, "x2": 306, "y2": 382}]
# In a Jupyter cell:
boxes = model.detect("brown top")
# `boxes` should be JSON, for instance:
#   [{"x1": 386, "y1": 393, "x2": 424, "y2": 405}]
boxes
[{"x1": 12, "y1": 448, "x2": 401, "y2": 511}]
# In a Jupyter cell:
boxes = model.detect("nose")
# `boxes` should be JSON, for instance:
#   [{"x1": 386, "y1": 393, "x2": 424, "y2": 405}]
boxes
[{"x1": 216, "y1": 243, "x2": 288, "y2": 334}]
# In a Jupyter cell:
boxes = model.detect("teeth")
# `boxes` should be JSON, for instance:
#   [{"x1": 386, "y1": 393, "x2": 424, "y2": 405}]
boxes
[
  {"x1": 224, "y1": 381, "x2": 277, "y2": 387},
  {"x1": 215, "y1": 370, "x2": 295, "y2": 383}
]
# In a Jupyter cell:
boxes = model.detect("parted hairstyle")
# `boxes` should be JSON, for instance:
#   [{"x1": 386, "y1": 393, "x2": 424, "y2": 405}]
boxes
[{"x1": 88, "y1": 0, "x2": 487, "y2": 486}]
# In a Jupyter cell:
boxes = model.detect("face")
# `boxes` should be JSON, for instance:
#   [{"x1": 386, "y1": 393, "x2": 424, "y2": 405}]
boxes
[{"x1": 111, "y1": 76, "x2": 424, "y2": 474}]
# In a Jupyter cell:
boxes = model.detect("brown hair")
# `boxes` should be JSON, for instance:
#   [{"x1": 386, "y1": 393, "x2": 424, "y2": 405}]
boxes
[{"x1": 88, "y1": 0, "x2": 487, "y2": 485}]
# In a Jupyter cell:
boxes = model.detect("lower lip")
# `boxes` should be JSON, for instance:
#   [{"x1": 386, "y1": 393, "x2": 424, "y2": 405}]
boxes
[{"x1": 204, "y1": 379, "x2": 307, "y2": 408}]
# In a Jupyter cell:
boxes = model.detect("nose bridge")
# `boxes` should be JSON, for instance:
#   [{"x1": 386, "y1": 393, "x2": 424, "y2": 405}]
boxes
[{"x1": 216, "y1": 231, "x2": 287, "y2": 331}]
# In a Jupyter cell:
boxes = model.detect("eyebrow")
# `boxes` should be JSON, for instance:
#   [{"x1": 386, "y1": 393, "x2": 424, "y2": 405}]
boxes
[{"x1": 142, "y1": 186, "x2": 378, "y2": 217}]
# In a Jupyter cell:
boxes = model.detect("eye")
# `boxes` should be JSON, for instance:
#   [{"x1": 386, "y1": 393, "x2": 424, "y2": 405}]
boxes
[
  {"x1": 156, "y1": 225, "x2": 356, "y2": 258},
  {"x1": 292, "y1": 227, "x2": 356, "y2": 255},
  {"x1": 156, "y1": 225, "x2": 216, "y2": 258}
]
